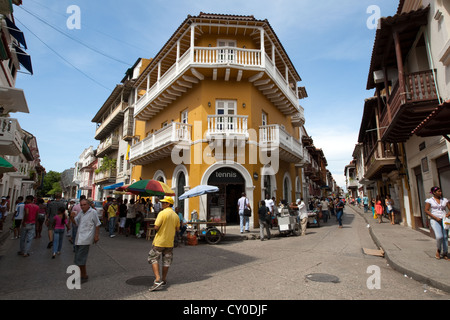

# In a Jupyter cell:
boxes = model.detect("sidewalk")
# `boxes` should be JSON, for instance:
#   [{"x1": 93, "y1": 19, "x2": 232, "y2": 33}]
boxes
[{"x1": 346, "y1": 204, "x2": 450, "y2": 293}]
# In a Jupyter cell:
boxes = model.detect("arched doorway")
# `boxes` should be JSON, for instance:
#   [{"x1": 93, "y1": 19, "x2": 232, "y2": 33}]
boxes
[{"x1": 207, "y1": 167, "x2": 245, "y2": 224}]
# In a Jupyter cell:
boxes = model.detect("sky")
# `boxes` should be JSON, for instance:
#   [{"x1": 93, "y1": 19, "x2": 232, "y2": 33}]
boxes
[{"x1": 10, "y1": 0, "x2": 400, "y2": 190}]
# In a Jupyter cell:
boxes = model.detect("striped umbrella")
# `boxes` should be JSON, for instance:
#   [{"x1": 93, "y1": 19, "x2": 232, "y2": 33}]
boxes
[{"x1": 126, "y1": 179, "x2": 175, "y2": 197}]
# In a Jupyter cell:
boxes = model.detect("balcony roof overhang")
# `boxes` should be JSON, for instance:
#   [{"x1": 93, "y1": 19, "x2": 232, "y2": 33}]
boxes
[
  {"x1": 358, "y1": 96, "x2": 378, "y2": 142},
  {"x1": 92, "y1": 84, "x2": 132, "y2": 123},
  {"x1": 0, "y1": 85, "x2": 29, "y2": 114},
  {"x1": 135, "y1": 12, "x2": 302, "y2": 91},
  {"x1": 412, "y1": 100, "x2": 450, "y2": 137},
  {"x1": 366, "y1": 5, "x2": 430, "y2": 90}
]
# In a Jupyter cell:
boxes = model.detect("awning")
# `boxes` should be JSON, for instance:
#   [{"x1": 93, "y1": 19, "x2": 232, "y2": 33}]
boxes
[
  {"x1": 0, "y1": 85, "x2": 29, "y2": 113},
  {"x1": 4, "y1": 16, "x2": 27, "y2": 49},
  {"x1": 103, "y1": 182, "x2": 124, "y2": 190},
  {"x1": 0, "y1": 156, "x2": 17, "y2": 174},
  {"x1": 412, "y1": 100, "x2": 450, "y2": 137},
  {"x1": 13, "y1": 44, "x2": 32, "y2": 74}
]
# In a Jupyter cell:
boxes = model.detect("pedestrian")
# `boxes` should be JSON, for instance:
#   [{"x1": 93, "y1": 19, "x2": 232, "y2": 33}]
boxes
[
  {"x1": 125, "y1": 198, "x2": 136, "y2": 237},
  {"x1": 36, "y1": 198, "x2": 46, "y2": 239},
  {"x1": 153, "y1": 197, "x2": 162, "y2": 218},
  {"x1": 73, "y1": 199, "x2": 101, "y2": 282},
  {"x1": 174, "y1": 206, "x2": 187, "y2": 244},
  {"x1": 0, "y1": 197, "x2": 7, "y2": 232},
  {"x1": 107, "y1": 198, "x2": 118, "y2": 238},
  {"x1": 320, "y1": 197, "x2": 329, "y2": 223},
  {"x1": 424, "y1": 186, "x2": 450, "y2": 260},
  {"x1": 258, "y1": 200, "x2": 271, "y2": 241},
  {"x1": 52, "y1": 206, "x2": 70, "y2": 258},
  {"x1": 45, "y1": 194, "x2": 65, "y2": 249},
  {"x1": 118, "y1": 198, "x2": 127, "y2": 235},
  {"x1": 264, "y1": 194, "x2": 274, "y2": 228},
  {"x1": 375, "y1": 195, "x2": 384, "y2": 223},
  {"x1": 385, "y1": 195, "x2": 395, "y2": 225},
  {"x1": 362, "y1": 194, "x2": 369, "y2": 213},
  {"x1": 336, "y1": 198, "x2": 344, "y2": 228},
  {"x1": 237, "y1": 192, "x2": 251, "y2": 233},
  {"x1": 147, "y1": 196, "x2": 180, "y2": 291},
  {"x1": 18, "y1": 196, "x2": 39, "y2": 257},
  {"x1": 297, "y1": 198, "x2": 308, "y2": 236},
  {"x1": 11, "y1": 196, "x2": 24, "y2": 240}
]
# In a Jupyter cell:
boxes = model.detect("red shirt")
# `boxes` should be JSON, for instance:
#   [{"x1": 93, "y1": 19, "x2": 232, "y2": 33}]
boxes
[{"x1": 24, "y1": 203, "x2": 39, "y2": 224}]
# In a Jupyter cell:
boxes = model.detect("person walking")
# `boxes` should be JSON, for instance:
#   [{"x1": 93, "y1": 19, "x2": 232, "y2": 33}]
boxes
[
  {"x1": 362, "y1": 194, "x2": 369, "y2": 213},
  {"x1": 73, "y1": 199, "x2": 101, "y2": 282},
  {"x1": 125, "y1": 199, "x2": 136, "y2": 237},
  {"x1": 107, "y1": 198, "x2": 118, "y2": 238},
  {"x1": 52, "y1": 207, "x2": 70, "y2": 258},
  {"x1": 147, "y1": 196, "x2": 180, "y2": 292},
  {"x1": 336, "y1": 198, "x2": 344, "y2": 228},
  {"x1": 320, "y1": 198, "x2": 329, "y2": 223},
  {"x1": 375, "y1": 195, "x2": 384, "y2": 223},
  {"x1": 258, "y1": 200, "x2": 271, "y2": 241},
  {"x1": 237, "y1": 193, "x2": 251, "y2": 233},
  {"x1": 11, "y1": 196, "x2": 24, "y2": 240},
  {"x1": 385, "y1": 195, "x2": 395, "y2": 225},
  {"x1": 297, "y1": 198, "x2": 308, "y2": 236},
  {"x1": 18, "y1": 196, "x2": 39, "y2": 257},
  {"x1": 45, "y1": 194, "x2": 65, "y2": 249},
  {"x1": 35, "y1": 198, "x2": 46, "y2": 239},
  {"x1": 424, "y1": 186, "x2": 450, "y2": 260}
]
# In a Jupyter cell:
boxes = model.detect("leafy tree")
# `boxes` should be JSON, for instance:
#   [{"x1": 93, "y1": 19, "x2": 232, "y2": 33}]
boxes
[{"x1": 38, "y1": 171, "x2": 62, "y2": 197}]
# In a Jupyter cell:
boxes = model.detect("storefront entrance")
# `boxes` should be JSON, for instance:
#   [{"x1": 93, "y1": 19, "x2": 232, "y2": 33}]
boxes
[{"x1": 207, "y1": 167, "x2": 245, "y2": 224}]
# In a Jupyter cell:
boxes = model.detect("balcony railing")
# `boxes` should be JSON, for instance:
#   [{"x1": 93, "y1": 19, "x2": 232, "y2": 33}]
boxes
[
  {"x1": 94, "y1": 169, "x2": 117, "y2": 184},
  {"x1": 363, "y1": 140, "x2": 396, "y2": 179},
  {"x1": 259, "y1": 125, "x2": 303, "y2": 163},
  {"x1": 97, "y1": 135, "x2": 119, "y2": 158},
  {"x1": 134, "y1": 46, "x2": 303, "y2": 120},
  {"x1": 0, "y1": 118, "x2": 23, "y2": 156},
  {"x1": 379, "y1": 69, "x2": 439, "y2": 140},
  {"x1": 130, "y1": 122, "x2": 192, "y2": 165},
  {"x1": 95, "y1": 102, "x2": 128, "y2": 141},
  {"x1": 206, "y1": 115, "x2": 248, "y2": 138}
]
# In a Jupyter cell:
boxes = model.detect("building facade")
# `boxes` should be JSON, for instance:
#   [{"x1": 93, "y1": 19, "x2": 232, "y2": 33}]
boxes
[
  {"x1": 129, "y1": 13, "x2": 311, "y2": 226},
  {"x1": 353, "y1": 0, "x2": 450, "y2": 231}
]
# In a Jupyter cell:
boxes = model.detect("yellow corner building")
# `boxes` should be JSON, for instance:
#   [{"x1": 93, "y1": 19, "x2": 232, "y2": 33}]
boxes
[{"x1": 129, "y1": 13, "x2": 308, "y2": 227}]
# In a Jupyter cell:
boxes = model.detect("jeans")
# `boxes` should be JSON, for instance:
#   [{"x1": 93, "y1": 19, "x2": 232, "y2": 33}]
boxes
[
  {"x1": 108, "y1": 217, "x2": 116, "y2": 236},
  {"x1": 430, "y1": 219, "x2": 448, "y2": 254},
  {"x1": 239, "y1": 210, "x2": 249, "y2": 232},
  {"x1": 259, "y1": 219, "x2": 271, "y2": 239},
  {"x1": 364, "y1": 204, "x2": 368, "y2": 213},
  {"x1": 322, "y1": 210, "x2": 329, "y2": 223},
  {"x1": 53, "y1": 229, "x2": 65, "y2": 254},
  {"x1": 336, "y1": 210, "x2": 343, "y2": 227},
  {"x1": 20, "y1": 223, "x2": 35, "y2": 254}
]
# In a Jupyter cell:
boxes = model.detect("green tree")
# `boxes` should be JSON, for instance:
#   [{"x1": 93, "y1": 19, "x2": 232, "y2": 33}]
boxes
[{"x1": 39, "y1": 171, "x2": 62, "y2": 197}]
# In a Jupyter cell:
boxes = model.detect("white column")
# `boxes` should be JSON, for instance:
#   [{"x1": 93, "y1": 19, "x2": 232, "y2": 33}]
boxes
[{"x1": 260, "y1": 28, "x2": 266, "y2": 68}]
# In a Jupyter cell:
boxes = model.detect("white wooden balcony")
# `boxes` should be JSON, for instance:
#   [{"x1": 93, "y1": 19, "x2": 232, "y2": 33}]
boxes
[
  {"x1": 8, "y1": 161, "x2": 30, "y2": 179},
  {"x1": 206, "y1": 115, "x2": 249, "y2": 142},
  {"x1": 259, "y1": 125, "x2": 303, "y2": 163},
  {"x1": 94, "y1": 169, "x2": 117, "y2": 184},
  {"x1": 134, "y1": 46, "x2": 305, "y2": 122},
  {"x1": 130, "y1": 122, "x2": 192, "y2": 165},
  {"x1": 0, "y1": 117, "x2": 23, "y2": 156},
  {"x1": 94, "y1": 102, "x2": 127, "y2": 141},
  {"x1": 96, "y1": 134, "x2": 119, "y2": 158}
]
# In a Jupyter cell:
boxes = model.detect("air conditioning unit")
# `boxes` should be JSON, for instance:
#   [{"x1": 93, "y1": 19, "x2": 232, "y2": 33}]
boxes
[{"x1": 373, "y1": 70, "x2": 384, "y2": 83}]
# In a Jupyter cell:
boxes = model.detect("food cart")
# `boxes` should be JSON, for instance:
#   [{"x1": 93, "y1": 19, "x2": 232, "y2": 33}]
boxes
[
  {"x1": 276, "y1": 205, "x2": 301, "y2": 236},
  {"x1": 307, "y1": 210, "x2": 320, "y2": 228}
]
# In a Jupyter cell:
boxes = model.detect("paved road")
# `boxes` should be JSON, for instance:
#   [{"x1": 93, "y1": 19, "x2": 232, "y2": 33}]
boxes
[{"x1": 0, "y1": 207, "x2": 449, "y2": 302}]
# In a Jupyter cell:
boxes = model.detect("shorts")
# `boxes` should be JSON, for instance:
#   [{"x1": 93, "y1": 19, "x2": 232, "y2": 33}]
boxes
[
  {"x1": 14, "y1": 219, "x2": 22, "y2": 228},
  {"x1": 147, "y1": 245, "x2": 173, "y2": 267},
  {"x1": 74, "y1": 245, "x2": 90, "y2": 266}
]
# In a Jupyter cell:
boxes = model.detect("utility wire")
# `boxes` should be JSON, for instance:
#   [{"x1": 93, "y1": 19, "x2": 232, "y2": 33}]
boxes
[
  {"x1": 16, "y1": 17, "x2": 112, "y2": 91},
  {"x1": 18, "y1": 5, "x2": 132, "y2": 66},
  {"x1": 27, "y1": 0, "x2": 148, "y2": 53}
]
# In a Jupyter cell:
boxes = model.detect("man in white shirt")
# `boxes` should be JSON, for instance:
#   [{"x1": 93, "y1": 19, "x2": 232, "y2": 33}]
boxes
[
  {"x1": 12, "y1": 196, "x2": 25, "y2": 239},
  {"x1": 320, "y1": 198, "x2": 329, "y2": 223},
  {"x1": 297, "y1": 199, "x2": 308, "y2": 236},
  {"x1": 73, "y1": 199, "x2": 101, "y2": 283},
  {"x1": 237, "y1": 193, "x2": 250, "y2": 233}
]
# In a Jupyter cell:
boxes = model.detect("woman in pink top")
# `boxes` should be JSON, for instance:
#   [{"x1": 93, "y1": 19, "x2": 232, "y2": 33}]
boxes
[{"x1": 52, "y1": 207, "x2": 70, "y2": 258}]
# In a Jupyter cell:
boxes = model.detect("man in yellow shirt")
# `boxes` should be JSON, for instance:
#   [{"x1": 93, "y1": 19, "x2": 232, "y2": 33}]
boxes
[
  {"x1": 148, "y1": 196, "x2": 180, "y2": 291},
  {"x1": 107, "y1": 199, "x2": 118, "y2": 238}
]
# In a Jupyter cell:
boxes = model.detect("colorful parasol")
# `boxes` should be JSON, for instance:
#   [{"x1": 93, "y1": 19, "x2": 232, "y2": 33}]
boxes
[{"x1": 126, "y1": 179, "x2": 175, "y2": 197}]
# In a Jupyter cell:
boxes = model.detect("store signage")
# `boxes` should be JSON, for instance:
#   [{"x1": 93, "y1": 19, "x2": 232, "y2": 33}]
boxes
[{"x1": 208, "y1": 168, "x2": 244, "y2": 184}]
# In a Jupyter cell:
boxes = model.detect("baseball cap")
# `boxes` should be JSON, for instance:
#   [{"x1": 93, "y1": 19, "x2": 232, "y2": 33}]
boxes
[{"x1": 160, "y1": 196, "x2": 174, "y2": 205}]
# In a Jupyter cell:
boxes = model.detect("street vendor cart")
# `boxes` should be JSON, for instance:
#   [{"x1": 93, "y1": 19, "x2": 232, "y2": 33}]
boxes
[
  {"x1": 276, "y1": 205, "x2": 301, "y2": 236},
  {"x1": 307, "y1": 210, "x2": 320, "y2": 228},
  {"x1": 186, "y1": 221, "x2": 226, "y2": 244}
]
